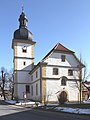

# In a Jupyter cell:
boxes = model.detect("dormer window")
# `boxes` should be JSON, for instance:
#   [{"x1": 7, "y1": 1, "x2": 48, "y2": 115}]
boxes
[
  {"x1": 22, "y1": 46, "x2": 27, "y2": 53},
  {"x1": 61, "y1": 55, "x2": 66, "y2": 62}
]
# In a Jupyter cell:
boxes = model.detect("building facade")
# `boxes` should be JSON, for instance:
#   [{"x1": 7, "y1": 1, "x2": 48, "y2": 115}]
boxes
[
  {"x1": 12, "y1": 10, "x2": 84, "y2": 103},
  {"x1": 29, "y1": 43, "x2": 84, "y2": 103}
]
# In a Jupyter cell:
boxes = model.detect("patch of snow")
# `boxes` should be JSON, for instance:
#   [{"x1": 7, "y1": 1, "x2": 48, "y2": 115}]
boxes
[
  {"x1": 16, "y1": 100, "x2": 36, "y2": 106},
  {"x1": 46, "y1": 103, "x2": 59, "y2": 106},
  {"x1": 54, "y1": 107, "x2": 90, "y2": 114},
  {"x1": 83, "y1": 99, "x2": 90, "y2": 104},
  {"x1": 5, "y1": 100, "x2": 16, "y2": 104},
  {"x1": 5, "y1": 100, "x2": 90, "y2": 115},
  {"x1": 5, "y1": 100, "x2": 36, "y2": 106}
]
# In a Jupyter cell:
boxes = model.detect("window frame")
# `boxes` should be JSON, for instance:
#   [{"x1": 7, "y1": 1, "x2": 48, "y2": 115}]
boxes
[
  {"x1": 31, "y1": 85, "x2": 33, "y2": 96},
  {"x1": 36, "y1": 71, "x2": 38, "y2": 78},
  {"x1": 36, "y1": 83, "x2": 38, "y2": 96},
  {"x1": 61, "y1": 55, "x2": 66, "y2": 62},
  {"x1": 31, "y1": 75, "x2": 33, "y2": 81},
  {"x1": 26, "y1": 85, "x2": 30, "y2": 93},
  {"x1": 68, "y1": 69, "x2": 73, "y2": 76},
  {"x1": 53, "y1": 68, "x2": 59, "y2": 75},
  {"x1": 61, "y1": 77, "x2": 67, "y2": 86},
  {"x1": 23, "y1": 61, "x2": 26, "y2": 66}
]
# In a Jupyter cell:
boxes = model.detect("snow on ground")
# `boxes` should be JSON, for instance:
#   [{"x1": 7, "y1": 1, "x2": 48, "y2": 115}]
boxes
[
  {"x1": 5, "y1": 100, "x2": 90, "y2": 115},
  {"x1": 16, "y1": 100, "x2": 36, "y2": 106},
  {"x1": 46, "y1": 101, "x2": 90, "y2": 115},
  {"x1": 83, "y1": 99, "x2": 90, "y2": 104},
  {"x1": 5, "y1": 100, "x2": 36, "y2": 106},
  {"x1": 5, "y1": 100, "x2": 16, "y2": 104},
  {"x1": 54, "y1": 107, "x2": 90, "y2": 115}
]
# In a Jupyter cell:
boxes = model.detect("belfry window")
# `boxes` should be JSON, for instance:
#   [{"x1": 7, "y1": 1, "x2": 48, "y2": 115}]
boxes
[{"x1": 22, "y1": 46, "x2": 27, "y2": 53}]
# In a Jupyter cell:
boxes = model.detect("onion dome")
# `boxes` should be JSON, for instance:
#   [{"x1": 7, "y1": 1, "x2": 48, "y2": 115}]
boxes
[{"x1": 13, "y1": 9, "x2": 33, "y2": 41}]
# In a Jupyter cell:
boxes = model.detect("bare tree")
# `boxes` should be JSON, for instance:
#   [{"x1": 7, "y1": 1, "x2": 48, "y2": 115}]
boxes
[
  {"x1": 82, "y1": 63, "x2": 90, "y2": 99},
  {"x1": 82, "y1": 62, "x2": 90, "y2": 82},
  {"x1": 43, "y1": 91, "x2": 52, "y2": 106},
  {"x1": 74, "y1": 55, "x2": 90, "y2": 104},
  {"x1": 0, "y1": 67, "x2": 14, "y2": 100},
  {"x1": 1, "y1": 67, "x2": 6, "y2": 100}
]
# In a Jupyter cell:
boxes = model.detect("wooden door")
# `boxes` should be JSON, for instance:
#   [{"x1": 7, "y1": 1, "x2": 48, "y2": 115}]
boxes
[{"x1": 59, "y1": 91, "x2": 67, "y2": 103}]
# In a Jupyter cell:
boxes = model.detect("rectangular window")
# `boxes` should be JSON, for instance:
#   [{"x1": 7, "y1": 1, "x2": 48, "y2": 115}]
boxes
[
  {"x1": 68, "y1": 69, "x2": 73, "y2": 76},
  {"x1": 22, "y1": 46, "x2": 27, "y2": 53},
  {"x1": 31, "y1": 75, "x2": 33, "y2": 81},
  {"x1": 61, "y1": 55, "x2": 66, "y2": 62},
  {"x1": 36, "y1": 83, "x2": 38, "y2": 95},
  {"x1": 23, "y1": 61, "x2": 26, "y2": 66},
  {"x1": 61, "y1": 77, "x2": 67, "y2": 86},
  {"x1": 26, "y1": 85, "x2": 30, "y2": 93},
  {"x1": 31, "y1": 85, "x2": 33, "y2": 96},
  {"x1": 36, "y1": 71, "x2": 38, "y2": 78},
  {"x1": 53, "y1": 68, "x2": 58, "y2": 75}
]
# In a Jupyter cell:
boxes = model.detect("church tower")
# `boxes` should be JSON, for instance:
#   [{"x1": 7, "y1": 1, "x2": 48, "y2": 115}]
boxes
[{"x1": 12, "y1": 8, "x2": 36, "y2": 99}]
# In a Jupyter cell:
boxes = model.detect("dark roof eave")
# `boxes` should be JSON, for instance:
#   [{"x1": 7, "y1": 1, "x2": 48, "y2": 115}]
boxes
[
  {"x1": 29, "y1": 62, "x2": 47, "y2": 75},
  {"x1": 54, "y1": 49, "x2": 75, "y2": 54}
]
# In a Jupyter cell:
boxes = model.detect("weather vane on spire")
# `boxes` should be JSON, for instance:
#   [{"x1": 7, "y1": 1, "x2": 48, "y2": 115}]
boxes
[{"x1": 22, "y1": 1, "x2": 24, "y2": 12}]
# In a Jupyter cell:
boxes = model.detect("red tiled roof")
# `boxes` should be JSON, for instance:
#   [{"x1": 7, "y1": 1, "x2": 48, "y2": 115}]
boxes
[
  {"x1": 42, "y1": 43, "x2": 74, "y2": 61},
  {"x1": 54, "y1": 43, "x2": 74, "y2": 53}
]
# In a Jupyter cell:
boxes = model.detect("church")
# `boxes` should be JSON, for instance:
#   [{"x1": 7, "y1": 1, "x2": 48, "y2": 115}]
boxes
[{"x1": 12, "y1": 9, "x2": 84, "y2": 103}]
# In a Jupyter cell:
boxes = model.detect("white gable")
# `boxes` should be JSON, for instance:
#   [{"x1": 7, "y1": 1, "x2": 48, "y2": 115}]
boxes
[{"x1": 44, "y1": 52, "x2": 79, "y2": 67}]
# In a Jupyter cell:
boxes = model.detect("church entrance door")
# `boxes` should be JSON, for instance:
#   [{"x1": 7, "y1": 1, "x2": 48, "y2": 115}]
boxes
[{"x1": 58, "y1": 91, "x2": 67, "y2": 104}]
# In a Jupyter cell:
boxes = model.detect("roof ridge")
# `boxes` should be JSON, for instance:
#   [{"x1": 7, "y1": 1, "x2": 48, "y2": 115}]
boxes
[
  {"x1": 41, "y1": 42, "x2": 74, "y2": 62},
  {"x1": 55, "y1": 42, "x2": 74, "y2": 53},
  {"x1": 54, "y1": 43, "x2": 60, "y2": 49}
]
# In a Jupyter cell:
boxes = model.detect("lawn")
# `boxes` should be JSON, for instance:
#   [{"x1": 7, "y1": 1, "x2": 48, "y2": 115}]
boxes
[{"x1": 59, "y1": 103, "x2": 90, "y2": 109}]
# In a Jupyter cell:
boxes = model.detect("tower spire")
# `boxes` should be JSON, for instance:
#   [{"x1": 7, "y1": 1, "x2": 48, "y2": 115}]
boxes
[
  {"x1": 19, "y1": 5, "x2": 28, "y2": 28},
  {"x1": 22, "y1": 3, "x2": 24, "y2": 13}
]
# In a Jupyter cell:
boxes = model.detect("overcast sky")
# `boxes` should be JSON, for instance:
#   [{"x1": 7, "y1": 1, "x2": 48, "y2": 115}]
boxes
[{"x1": 0, "y1": 0, "x2": 90, "y2": 76}]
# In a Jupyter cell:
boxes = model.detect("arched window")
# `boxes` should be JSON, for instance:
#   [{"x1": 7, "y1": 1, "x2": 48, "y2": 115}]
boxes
[{"x1": 61, "y1": 76, "x2": 67, "y2": 86}]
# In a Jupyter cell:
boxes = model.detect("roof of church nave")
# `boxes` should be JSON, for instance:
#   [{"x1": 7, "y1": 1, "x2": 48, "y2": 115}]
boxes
[
  {"x1": 30, "y1": 43, "x2": 84, "y2": 74},
  {"x1": 42, "y1": 43, "x2": 74, "y2": 61}
]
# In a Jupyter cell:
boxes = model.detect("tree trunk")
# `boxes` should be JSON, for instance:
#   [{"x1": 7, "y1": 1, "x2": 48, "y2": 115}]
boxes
[
  {"x1": 1, "y1": 71, "x2": 6, "y2": 100},
  {"x1": 2, "y1": 78, "x2": 6, "y2": 100}
]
